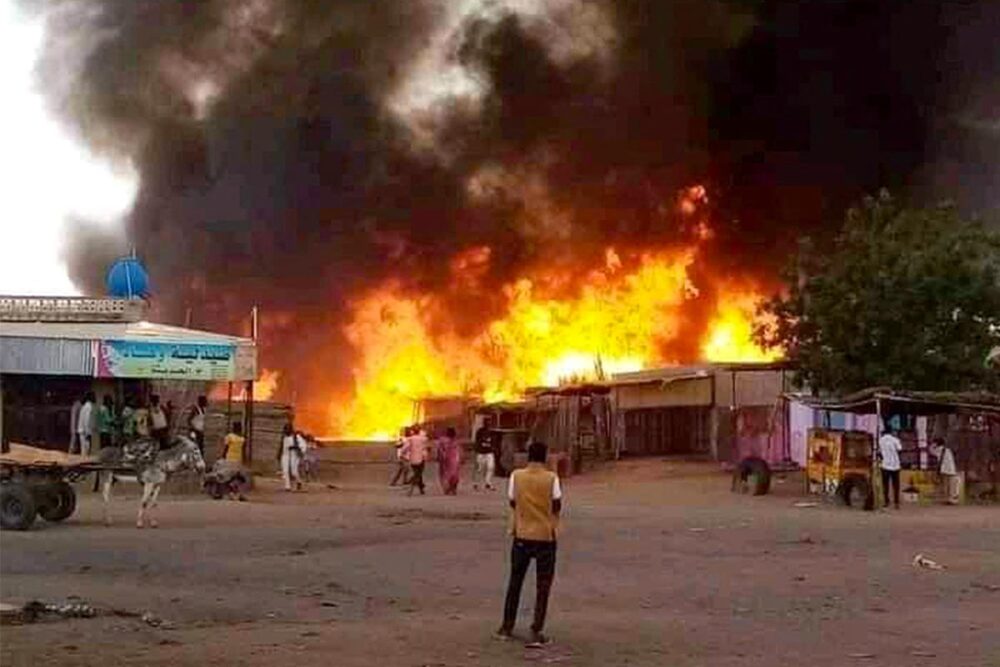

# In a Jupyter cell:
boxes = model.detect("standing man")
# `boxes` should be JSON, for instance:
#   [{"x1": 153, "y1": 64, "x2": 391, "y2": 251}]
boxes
[
  {"x1": 69, "y1": 396, "x2": 82, "y2": 453},
  {"x1": 187, "y1": 395, "x2": 208, "y2": 454},
  {"x1": 76, "y1": 392, "x2": 96, "y2": 457},
  {"x1": 473, "y1": 425, "x2": 496, "y2": 491},
  {"x1": 497, "y1": 441, "x2": 562, "y2": 647},
  {"x1": 400, "y1": 426, "x2": 430, "y2": 496},
  {"x1": 879, "y1": 424, "x2": 903, "y2": 510},
  {"x1": 120, "y1": 398, "x2": 137, "y2": 444},
  {"x1": 930, "y1": 437, "x2": 960, "y2": 504},
  {"x1": 149, "y1": 395, "x2": 169, "y2": 448}
]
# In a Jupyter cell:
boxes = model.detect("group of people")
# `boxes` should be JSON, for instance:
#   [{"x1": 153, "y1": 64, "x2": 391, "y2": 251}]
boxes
[
  {"x1": 878, "y1": 426, "x2": 961, "y2": 507},
  {"x1": 70, "y1": 392, "x2": 189, "y2": 456},
  {"x1": 391, "y1": 425, "x2": 497, "y2": 496}
]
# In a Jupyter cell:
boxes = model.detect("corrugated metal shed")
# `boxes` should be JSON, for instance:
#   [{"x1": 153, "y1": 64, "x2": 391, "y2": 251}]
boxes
[{"x1": 0, "y1": 336, "x2": 94, "y2": 375}]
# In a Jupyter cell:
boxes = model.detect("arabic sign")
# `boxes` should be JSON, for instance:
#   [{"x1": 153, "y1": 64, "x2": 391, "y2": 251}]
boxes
[{"x1": 97, "y1": 340, "x2": 243, "y2": 380}]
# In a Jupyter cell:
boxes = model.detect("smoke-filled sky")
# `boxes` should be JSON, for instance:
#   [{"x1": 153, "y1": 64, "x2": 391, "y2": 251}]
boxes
[{"x1": 3, "y1": 0, "x2": 998, "y2": 414}]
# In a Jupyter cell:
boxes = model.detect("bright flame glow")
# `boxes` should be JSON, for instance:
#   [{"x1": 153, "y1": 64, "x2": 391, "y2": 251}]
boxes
[
  {"x1": 0, "y1": 3, "x2": 137, "y2": 296},
  {"x1": 701, "y1": 290, "x2": 781, "y2": 363},
  {"x1": 333, "y1": 244, "x2": 777, "y2": 439}
]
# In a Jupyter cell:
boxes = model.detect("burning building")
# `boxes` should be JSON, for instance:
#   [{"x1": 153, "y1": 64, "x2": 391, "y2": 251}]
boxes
[{"x1": 27, "y1": 1, "x2": 998, "y2": 439}]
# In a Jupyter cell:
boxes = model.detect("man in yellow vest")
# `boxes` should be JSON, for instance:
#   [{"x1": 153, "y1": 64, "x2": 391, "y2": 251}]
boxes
[{"x1": 496, "y1": 441, "x2": 562, "y2": 647}]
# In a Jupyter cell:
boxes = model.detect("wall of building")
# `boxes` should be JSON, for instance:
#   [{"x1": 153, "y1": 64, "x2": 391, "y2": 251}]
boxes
[
  {"x1": 713, "y1": 369, "x2": 788, "y2": 407},
  {"x1": 614, "y1": 377, "x2": 712, "y2": 410},
  {"x1": 0, "y1": 337, "x2": 94, "y2": 375}
]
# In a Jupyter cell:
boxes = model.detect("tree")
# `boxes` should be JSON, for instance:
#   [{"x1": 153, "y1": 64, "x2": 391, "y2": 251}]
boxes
[{"x1": 756, "y1": 192, "x2": 1000, "y2": 394}]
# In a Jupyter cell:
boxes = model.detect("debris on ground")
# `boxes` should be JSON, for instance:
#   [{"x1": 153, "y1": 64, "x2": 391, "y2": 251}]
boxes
[
  {"x1": 688, "y1": 527, "x2": 707, "y2": 533},
  {"x1": 912, "y1": 554, "x2": 945, "y2": 570},
  {"x1": 910, "y1": 650, "x2": 936, "y2": 657},
  {"x1": 141, "y1": 611, "x2": 163, "y2": 627},
  {"x1": 793, "y1": 502, "x2": 819, "y2": 508},
  {"x1": 847, "y1": 653, "x2": 876, "y2": 659},
  {"x1": 17, "y1": 600, "x2": 97, "y2": 623},
  {"x1": 970, "y1": 582, "x2": 1000, "y2": 592},
  {"x1": 1, "y1": 599, "x2": 172, "y2": 628}
]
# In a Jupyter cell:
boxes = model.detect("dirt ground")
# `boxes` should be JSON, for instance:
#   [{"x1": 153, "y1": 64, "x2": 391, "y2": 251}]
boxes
[{"x1": 2, "y1": 459, "x2": 999, "y2": 667}]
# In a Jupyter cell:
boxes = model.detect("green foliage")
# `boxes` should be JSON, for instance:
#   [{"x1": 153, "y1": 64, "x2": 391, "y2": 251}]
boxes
[{"x1": 756, "y1": 192, "x2": 1000, "y2": 394}]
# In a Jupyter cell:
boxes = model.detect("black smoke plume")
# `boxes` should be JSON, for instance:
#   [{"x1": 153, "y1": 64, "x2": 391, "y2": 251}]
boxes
[{"x1": 22, "y1": 0, "x2": 999, "y2": 425}]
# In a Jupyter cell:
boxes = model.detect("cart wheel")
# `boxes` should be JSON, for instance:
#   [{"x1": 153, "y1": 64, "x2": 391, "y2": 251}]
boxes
[
  {"x1": 839, "y1": 475, "x2": 872, "y2": 510},
  {"x1": 37, "y1": 482, "x2": 77, "y2": 522},
  {"x1": 733, "y1": 457, "x2": 772, "y2": 496},
  {"x1": 1, "y1": 482, "x2": 38, "y2": 531}
]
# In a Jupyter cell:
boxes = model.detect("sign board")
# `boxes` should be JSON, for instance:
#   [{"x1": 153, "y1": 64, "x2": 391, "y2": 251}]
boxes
[{"x1": 97, "y1": 340, "x2": 241, "y2": 380}]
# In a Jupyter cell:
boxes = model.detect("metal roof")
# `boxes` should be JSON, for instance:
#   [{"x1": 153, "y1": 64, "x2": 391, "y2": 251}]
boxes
[
  {"x1": 612, "y1": 361, "x2": 790, "y2": 385},
  {"x1": 0, "y1": 320, "x2": 252, "y2": 346},
  {"x1": 1, "y1": 320, "x2": 256, "y2": 380}
]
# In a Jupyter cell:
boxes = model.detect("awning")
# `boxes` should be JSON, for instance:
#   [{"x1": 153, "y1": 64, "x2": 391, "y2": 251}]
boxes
[{"x1": 786, "y1": 387, "x2": 1000, "y2": 416}]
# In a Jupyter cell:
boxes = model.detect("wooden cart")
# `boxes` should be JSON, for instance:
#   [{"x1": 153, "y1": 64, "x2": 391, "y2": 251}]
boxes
[{"x1": 0, "y1": 444, "x2": 103, "y2": 530}]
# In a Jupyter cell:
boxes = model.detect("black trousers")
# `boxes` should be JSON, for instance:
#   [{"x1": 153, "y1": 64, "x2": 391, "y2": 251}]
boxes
[
  {"x1": 882, "y1": 469, "x2": 901, "y2": 508},
  {"x1": 409, "y1": 463, "x2": 425, "y2": 494},
  {"x1": 502, "y1": 539, "x2": 557, "y2": 633},
  {"x1": 193, "y1": 430, "x2": 205, "y2": 454}
]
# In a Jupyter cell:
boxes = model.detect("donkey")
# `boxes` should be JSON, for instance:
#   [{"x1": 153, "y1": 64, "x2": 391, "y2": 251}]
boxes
[{"x1": 101, "y1": 435, "x2": 206, "y2": 528}]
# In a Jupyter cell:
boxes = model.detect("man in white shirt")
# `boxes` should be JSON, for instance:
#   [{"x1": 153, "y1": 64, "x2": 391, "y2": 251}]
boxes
[
  {"x1": 76, "y1": 391, "x2": 96, "y2": 457},
  {"x1": 878, "y1": 426, "x2": 903, "y2": 509},
  {"x1": 930, "y1": 437, "x2": 960, "y2": 504}
]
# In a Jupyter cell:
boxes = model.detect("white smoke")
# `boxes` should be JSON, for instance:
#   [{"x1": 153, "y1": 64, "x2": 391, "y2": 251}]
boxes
[{"x1": 0, "y1": 0, "x2": 136, "y2": 296}]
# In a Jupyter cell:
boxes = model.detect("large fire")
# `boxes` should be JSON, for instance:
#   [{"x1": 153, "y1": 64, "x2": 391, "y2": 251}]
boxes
[{"x1": 333, "y1": 240, "x2": 779, "y2": 439}]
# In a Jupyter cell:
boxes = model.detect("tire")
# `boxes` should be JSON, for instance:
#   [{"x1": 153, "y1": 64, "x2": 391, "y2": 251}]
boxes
[
  {"x1": 37, "y1": 482, "x2": 77, "y2": 522},
  {"x1": 733, "y1": 457, "x2": 772, "y2": 496},
  {"x1": 204, "y1": 480, "x2": 225, "y2": 500},
  {"x1": 839, "y1": 475, "x2": 872, "y2": 510},
  {"x1": 1, "y1": 482, "x2": 38, "y2": 531}
]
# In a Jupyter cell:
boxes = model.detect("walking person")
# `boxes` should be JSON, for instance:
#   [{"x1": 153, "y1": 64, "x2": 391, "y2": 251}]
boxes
[
  {"x1": 92, "y1": 395, "x2": 116, "y2": 491},
  {"x1": 400, "y1": 426, "x2": 430, "y2": 496},
  {"x1": 76, "y1": 392, "x2": 96, "y2": 457},
  {"x1": 149, "y1": 395, "x2": 169, "y2": 448},
  {"x1": 497, "y1": 441, "x2": 562, "y2": 647},
  {"x1": 437, "y1": 427, "x2": 462, "y2": 495},
  {"x1": 390, "y1": 427, "x2": 413, "y2": 487},
  {"x1": 278, "y1": 423, "x2": 304, "y2": 492},
  {"x1": 930, "y1": 437, "x2": 960, "y2": 504},
  {"x1": 187, "y1": 395, "x2": 208, "y2": 454},
  {"x1": 473, "y1": 425, "x2": 496, "y2": 491},
  {"x1": 97, "y1": 395, "x2": 115, "y2": 451},
  {"x1": 879, "y1": 424, "x2": 903, "y2": 509}
]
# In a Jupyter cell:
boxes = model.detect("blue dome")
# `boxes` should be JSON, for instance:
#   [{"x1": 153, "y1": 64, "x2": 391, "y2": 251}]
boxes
[{"x1": 106, "y1": 257, "x2": 150, "y2": 299}]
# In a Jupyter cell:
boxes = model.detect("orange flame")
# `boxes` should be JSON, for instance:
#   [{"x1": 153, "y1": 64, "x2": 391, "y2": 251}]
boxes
[
  {"x1": 701, "y1": 290, "x2": 780, "y2": 363},
  {"x1": 210, "y1": 368, "x2": 280, "y2": 402},
  {"x1": 333, "y1": 244, "x2": 778, "y2": 439}
]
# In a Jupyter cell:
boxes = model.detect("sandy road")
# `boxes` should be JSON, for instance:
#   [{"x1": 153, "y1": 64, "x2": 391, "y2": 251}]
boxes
[{"x1": 2, "y1": 460, "x2": 999, "y2": 666}]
